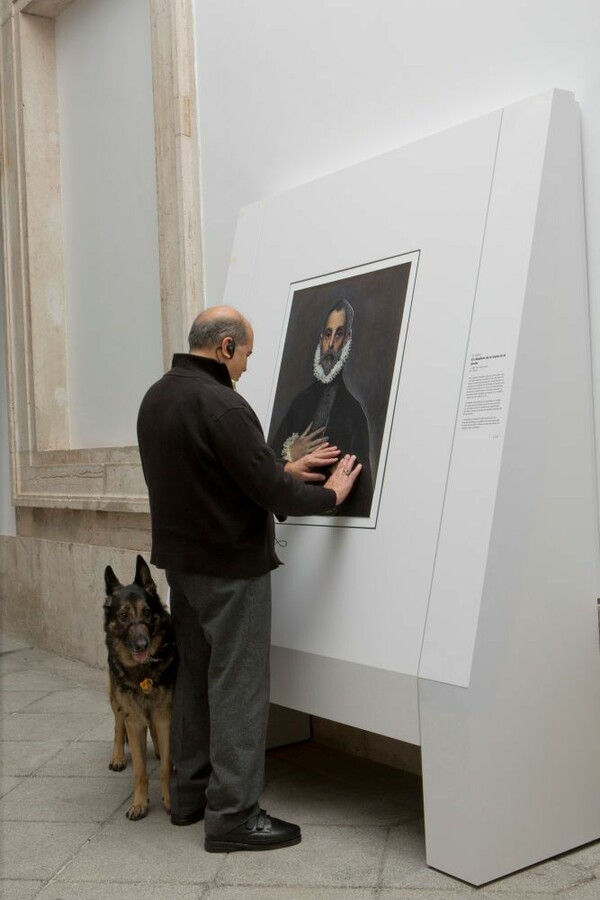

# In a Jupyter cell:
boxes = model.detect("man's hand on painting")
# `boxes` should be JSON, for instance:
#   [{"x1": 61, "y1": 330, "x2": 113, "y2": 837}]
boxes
[
  {"x1": 284, "y1": 422, "x2": 328, "y2": 462},
  {"x1": 324, "y1": 454, "x2": 362, "y2": 507},
  {"x1": 285, "y1": 443, "x2": 340, "y2": 483}
]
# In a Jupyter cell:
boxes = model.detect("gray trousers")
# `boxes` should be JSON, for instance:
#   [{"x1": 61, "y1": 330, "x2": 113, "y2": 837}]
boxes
[{"x1": 166, "y1": 570, "x2": 272, "y2": 836}]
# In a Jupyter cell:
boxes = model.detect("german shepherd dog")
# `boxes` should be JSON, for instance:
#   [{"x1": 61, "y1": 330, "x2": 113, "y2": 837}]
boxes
[{"x1": 103, "y1": 555, "x2": 177, "y2": 820}]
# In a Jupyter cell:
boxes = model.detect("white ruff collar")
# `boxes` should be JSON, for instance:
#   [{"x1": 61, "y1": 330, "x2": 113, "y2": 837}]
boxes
[{"x1": 313, "y1": 338, "x2": 352, "y2": 385}]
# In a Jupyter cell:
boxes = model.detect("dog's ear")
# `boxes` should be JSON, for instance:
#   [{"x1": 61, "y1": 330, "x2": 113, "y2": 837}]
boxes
[
  {"x1": 104, "y1": 565, "x2": 121, "y2": 598},
  {"x1": 135, "y1": 555, "x2": 157, "y2": 595}
]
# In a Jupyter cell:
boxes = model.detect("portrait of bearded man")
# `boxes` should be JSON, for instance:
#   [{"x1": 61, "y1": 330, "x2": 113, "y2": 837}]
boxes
[{"x1": 269, "y1": 298, "x2": 373, "y2": 518}]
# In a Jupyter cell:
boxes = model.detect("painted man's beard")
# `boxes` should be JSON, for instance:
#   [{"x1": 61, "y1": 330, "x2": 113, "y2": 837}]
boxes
[{"x1": 313, "y1": 337, "x2": 352, "y2": 385}]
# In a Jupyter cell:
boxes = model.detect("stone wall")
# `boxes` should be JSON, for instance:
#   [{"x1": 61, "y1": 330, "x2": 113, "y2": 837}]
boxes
[{"x1": 0, "y1": 511, "x2": 165, "y2": 667}]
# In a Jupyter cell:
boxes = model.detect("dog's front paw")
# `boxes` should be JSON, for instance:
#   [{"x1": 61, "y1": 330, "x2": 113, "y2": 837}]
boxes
[
  {"x1": 109, "y1": 757, "x2": 126, "y2": 772},
  {"x1": 126, "y1": 800, "x2": 149, "y2": 820},
  {"x1": 162, "y1": 794, "x2": 171, "y2": 814}
]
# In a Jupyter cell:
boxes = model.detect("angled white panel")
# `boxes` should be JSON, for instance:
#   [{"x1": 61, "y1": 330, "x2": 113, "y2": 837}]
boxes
[
  {"x1": 420, "y1": 90, "x2": 600, "y2": 884},
  {"x1": 419, "y1": 91, "x2": 556, "y2": 687}
]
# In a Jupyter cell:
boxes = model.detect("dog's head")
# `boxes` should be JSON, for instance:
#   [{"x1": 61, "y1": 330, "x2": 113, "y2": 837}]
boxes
[{"x1": 103, "y1": 555, "x2": 167, "y2": 667}]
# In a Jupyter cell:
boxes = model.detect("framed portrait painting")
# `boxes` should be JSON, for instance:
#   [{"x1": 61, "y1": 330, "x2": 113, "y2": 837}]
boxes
[{"x1": 267, "y1": 250, "x2": 419, "y2": 527}]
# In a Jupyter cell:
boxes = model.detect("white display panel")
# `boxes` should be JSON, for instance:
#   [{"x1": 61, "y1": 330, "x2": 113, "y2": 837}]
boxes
[
  {"x1": 225, "y1": 89, "x2": 600, "y2": 883},
  {"x1": 226, "y1": 108, "x2": 502, "y2": 696}
]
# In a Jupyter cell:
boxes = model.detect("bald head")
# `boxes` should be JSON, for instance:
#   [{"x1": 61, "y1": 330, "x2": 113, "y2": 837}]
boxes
[{"x1": 188, "y1": 306, "x2": 251, "y2": 352}]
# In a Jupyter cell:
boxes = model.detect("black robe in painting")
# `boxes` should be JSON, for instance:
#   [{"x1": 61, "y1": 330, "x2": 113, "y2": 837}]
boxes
[{"x1": 269, "y1": 376, "x2": 373, "y2": 518}]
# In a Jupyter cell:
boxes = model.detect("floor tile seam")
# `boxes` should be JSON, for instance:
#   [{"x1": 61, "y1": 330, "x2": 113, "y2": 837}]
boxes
[
  {"x1": 558, "y1": 864, "x2": 599, "y2": 884},
  {"x1": 374, "y1": 825, "x2": 394, "y2": 890},
  {"x1": 22, "y1": 759, "x2": 123, "y2": 776},
  {"x1": 14, "y1": 681, "x2": 106, "y2": 693},
  {"x1": 480, "y1": 865, "x2": 595, "y2": 895},
  {"x1": 7, "y1": 819, "x2": 106, "y2": 885},
  {"x1": 0, "y1": 737, "x2": 113, "y2": 743},
  {"x1": 76, "y1": 712, "x2": 120, "y2": 731},
  {"x1": 375, "y1": 834, "x2": 461, "y2": 893},
  {"x1": 543, "y1": 860, "x2": 598, "y2": 884},
  {"x1": 2, "y1": 709, "x2": 74, "y2": 719},
  {"x1": 389, "y1": 813, "x2": 425, "y2": 827},
  {"x1": 2, "y1": 728, "x2": 110, "y2": 742},
  {"x1": 288, "y1": 822, "x2": 390, "y2": 830},
  {"x1": 213, "y1": 877, "x2": 381, "y2": 890},
  {"x1": 0, "y1": 816, "x2": 125, "y2": 823},
  {"x1": 0, "y1": 879, "x2": 45, "y2": 887},
  {"x1": 558, "y1": 854, "x2": 600, "y2": 874},
  {"x1": 0, "y1": 781, "x2": 24, "y2": 802},
  {"x1": 552, "y1": 867, "x2": 599, "y2": 889},
  {"x1": 44, "y1": 820, "x2": 141, "y2": 890},
  {"x1": 375, "y1": 886, "x2": 474, "y2": 895},
  {"x1": 0, "y1": 741, "x2": 70, "y2": 768},
  {"x1": 0, "y1": 666, "x2": 103, "y2": 694},
  {"x1": 0, "y1": 665, "x2": 74, "y2": 675},
  {"x1": 3, "y1": 707, "x2": 106, "y2": 716},
  {"x1": 1, "y1": 735, "x2": 97, "y2": 741},
  {"x1": 30, "y1": 882, "x2": 49, "y2": 900},
  {"x1": 1, "y1": 705, "x2": 103, "y2": 717},
  {"x1": 20, "y1": 772, "x2": 139, "y2": 779},
  {"x1": 42, "y1": 876, "x2": 215, "y2": 889},
  {"x1": 3, "y1": 770, "x2": 122, "y2": 777},
  {"x1": 62, "y1": 677, "x2": 107, "y2": 694},
  {"x1": 4, "y1": 678, "x2": 106, "y2": 695},
  {"x1": 0, "y1": 693, "x2": 58, "y2": 712},
  {"x1": 384, "y1": 811, "x2": 423, "y2": 829},
  {"x1": 374, "y1": 888, "x2": 433, "y2": 898},
  {"x1": 0, "y1": 675, "x2": 36, "y2": 685},
  {"x1": 52, "y1": 882, "x2": 220, "y2": 891},
  {"x1": 207, "y1": 852, "x2": 231, "y2": 891},
  {"x1": 209, "y1": 890, "x2": 375, "y2": 898}
]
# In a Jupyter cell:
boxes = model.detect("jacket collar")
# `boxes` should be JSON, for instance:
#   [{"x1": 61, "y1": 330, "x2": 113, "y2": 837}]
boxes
[{"x1": 170, "y1": 353, "x2": 233, "y2": 388}]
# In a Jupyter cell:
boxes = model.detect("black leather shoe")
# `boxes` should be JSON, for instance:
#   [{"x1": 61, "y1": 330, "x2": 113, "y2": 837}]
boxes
[
  {"x1": 204, "y1": 810, "x2": 301, "y2": 852},
  {"x1": 170, "y1": 808, "x2": 205, "y2": 826}
]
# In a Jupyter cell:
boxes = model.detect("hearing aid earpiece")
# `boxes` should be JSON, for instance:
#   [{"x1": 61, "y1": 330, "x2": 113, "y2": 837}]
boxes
[{"x1": 225, "y1": 339, "x2": 235, "y2": 358}]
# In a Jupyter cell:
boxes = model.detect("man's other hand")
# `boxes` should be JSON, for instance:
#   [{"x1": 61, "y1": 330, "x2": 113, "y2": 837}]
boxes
[{"x1": 324, "y1": 454, "x2": 362, "y2": 506}]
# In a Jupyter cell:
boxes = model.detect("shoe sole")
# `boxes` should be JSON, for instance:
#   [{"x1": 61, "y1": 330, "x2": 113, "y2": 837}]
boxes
[
  {"x1": 171, "y1": 810, "x2": 205, "y2": 826},
  {"x1": 205, "y1": 834, "x2": 301, "y2": 853}
]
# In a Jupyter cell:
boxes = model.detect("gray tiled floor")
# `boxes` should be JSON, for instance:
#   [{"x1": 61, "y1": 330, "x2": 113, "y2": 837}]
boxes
[{"x1": 1, "y1": 633, "x2": 600, "y2": 899}]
